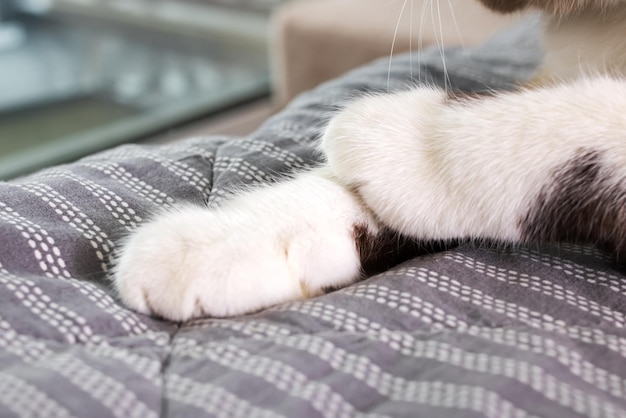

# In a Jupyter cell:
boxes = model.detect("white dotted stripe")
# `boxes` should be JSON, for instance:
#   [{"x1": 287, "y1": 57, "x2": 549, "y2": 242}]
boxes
[
  {"x1": 83, "y1": 140, "x2": 216, "y2": 164},
  {"x1": 0, "y1": 371, "x2": 78, "y2": 418},
  {"x1": 139, "y1": 330, "x2": 172, "y2": 347},
  {"x1": 228, "y1": 139, "x2": 308, "y2": 170},
  {"x1": 208, "y1": 156, "x2": 286, "y2": 207},
  {"x1": 83, "y1": 162, "x2": 175, "y2": 208},
  {"x1": 37, "y1": 353, "x2": 157, "y2": 418},
  {"x1": 0, "y1": 309, "x2": 162, "y2": 384},
  {"x1": 286, "y1": 303, "x2": 626, "y2": 417},
  {"x1": 0, "y1": 202, "x2": 70, "y2": 279},
  {"x1": 187, "y1": 318, "x2": 291, "y2": 340},
  {"x1": 398, "y1": 266, "x2": 626, "y2": 357},
  {"x1": 17, "y1": 183, "x2": 115, "y2": 273},
  {"x1": 554, "y1": 243, "x2": 614, "y2": 262},
  {"x1": 177, "y1": 337, "x2": 534, "y2": 418},
  {"x1": 346, "y1": 282, "x2": 626, "y2": 401},
  {"x1": 153, "y1": 140, "x2": 217, "y2": 161},
  {"x1": 344, "y1": 285, "x2": 468, "y2": 330},
  {"x1": 444, "y1": 252, "x2": 626, "y2": 328},
  {"x1": 219, "y1": 316, "x2": 620, "y2": 418},
  {"x1": 144, "y1": 153, "x2": 210, "y2": 195},
  {"x1": 517, "y1": 248, "x2": 626, "y2": 296},
  {"x1": 214, "y1": 157, "x2": 274, "y2": 183},
  {"x1": 36, "y1": 170, "x2": 142, "y2": 230},
  {"x1": 392, "y1": 266, "x2": 564, "y2": 328},
  {"x1": 174, "y1": 338, "x2": 387, "y2": 418},
  {"x1": 80, "y1": 148, "x2": 210, "y2": 195},
  {"x1": 466, "y1": 326, "x2": 626, "y2": 400},
  {"x1": 167, "y1": 373, "x2": 285, "y2": 418},
  {"x1": 266, "y1": 121, "x2": 321, "y2": 147},
  {"x1": 3, "y1": 309, "x2": 160, "y2": 389},
  {"x1": 339, "y1": 284, "x2": 626, "y2": 399},
  {"x1": 185, "y1": 144, "x2": 218, "y2": 163},
  {"x1": 276, "y1": 302, "x2": 384, "y2": 334},
  {"x1": 0, "y1": 274, "x2": 101, "y2": 345},
  {"x1": 0, "y1": 204, "x2": 149, "y2": 335},
  {"x1": 85, "y1": 343, "x2": 163, "y2": 383},
  {"x1": 0, "y1": 314, "x2": 160, "y2": 414},
  {"x1": 0, "y1": 319, "x2": 52, "y2": 362},
  {"x1": 207, "y1": 299, "x2": 626, "y2": 404}
]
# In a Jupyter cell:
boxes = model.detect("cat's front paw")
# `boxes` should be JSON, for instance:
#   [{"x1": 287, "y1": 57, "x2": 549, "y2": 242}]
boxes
[
  {"x1": 114, "y1": 172, "x2": 373, "y2": 321},
  {"x1": 321, "y1": 88, "x2": 446, "y2": 235}
]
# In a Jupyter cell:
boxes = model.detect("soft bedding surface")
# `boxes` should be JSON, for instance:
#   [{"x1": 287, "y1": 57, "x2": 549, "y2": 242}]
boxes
[{"x1": 1, "y1": 18, "x2": 625, "y2": 418}]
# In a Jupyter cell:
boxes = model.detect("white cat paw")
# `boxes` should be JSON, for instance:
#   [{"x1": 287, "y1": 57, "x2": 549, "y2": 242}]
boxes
[{"x1": 114, "y1": 172, "x2": 374, "y2": 321}]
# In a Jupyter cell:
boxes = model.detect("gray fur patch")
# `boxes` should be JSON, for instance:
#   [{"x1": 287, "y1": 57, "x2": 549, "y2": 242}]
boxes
[
  {"x1": 444, "y1": 90, "x2": 495, "y2": 105},
  {"x1": 519, "y1": 149, "x2": 626, "y2": 259},
  {"x1": 476, "y1": 0, "x2": 530, "y2": 14},
  {"x1": 352, "y1": 224, "x2": 449, "y2": 276}
]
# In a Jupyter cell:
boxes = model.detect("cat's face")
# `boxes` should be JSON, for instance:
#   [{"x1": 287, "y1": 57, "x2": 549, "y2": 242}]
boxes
[{"x1": 478, "y1": 0, "x2": 626, "y2": 14}]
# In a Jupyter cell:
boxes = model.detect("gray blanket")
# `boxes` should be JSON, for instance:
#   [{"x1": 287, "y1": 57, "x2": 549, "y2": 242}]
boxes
[{"x1": 1, "y1": 18, "x2": 625, "y2": 417}]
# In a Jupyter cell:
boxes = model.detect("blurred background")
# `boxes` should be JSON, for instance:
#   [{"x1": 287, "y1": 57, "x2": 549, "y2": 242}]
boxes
[
  {"x1": 0, "y1": 0, "x2": 281, "y2": 179},
  {"x1": 0, "y1": 0, "x2": 521, "y2": 180}
]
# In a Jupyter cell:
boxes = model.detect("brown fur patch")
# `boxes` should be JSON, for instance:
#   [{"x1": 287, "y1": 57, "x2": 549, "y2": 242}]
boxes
[
  {"x1": 477, "y1": 0, "x2": 529, "y2": 13},
  {"x1": 478, "y1": 0, "x2": 624, "y2": 15},
  {"x1": 445, "y1": 90, "x2": 496, "y2": 105},
  {"x1": 352, "y1": 224, "x2": 449, "y2": 275},
  {"x1": 519, "y1": 149, "x2": 626, "y2": 259}
]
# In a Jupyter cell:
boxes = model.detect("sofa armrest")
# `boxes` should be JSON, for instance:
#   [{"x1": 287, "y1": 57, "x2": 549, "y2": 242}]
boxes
[{"x1": 271, "y1": 0, "x2": 526, "y2": 105}]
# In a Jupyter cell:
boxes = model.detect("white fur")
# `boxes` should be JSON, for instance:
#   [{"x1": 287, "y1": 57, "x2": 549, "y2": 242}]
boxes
[{"x1": 114, "y1": 1, "x2": 626, "y2": 320}]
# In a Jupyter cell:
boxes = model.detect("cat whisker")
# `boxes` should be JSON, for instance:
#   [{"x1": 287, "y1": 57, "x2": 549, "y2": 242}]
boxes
[
  {"x1": 446, "y1": 0, "x2": 465, "y2": 48},
  {"x1": 433, "y1": 0, "x2": 450, "y2": 89},
  {"x1": 388, "y1": 0, "x2": 410, "y2": 92},
  {"x1": 409, "y1": 0, "x2": 415, "y2": 82},
  {"x1": 417, "y1": 0, "x2": 431, "y2": 82}
]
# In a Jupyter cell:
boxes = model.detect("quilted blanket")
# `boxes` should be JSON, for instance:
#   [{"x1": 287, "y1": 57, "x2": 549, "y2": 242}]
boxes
[{"x1": 1, "y1": 18, "x2": 625, "y2": 417}]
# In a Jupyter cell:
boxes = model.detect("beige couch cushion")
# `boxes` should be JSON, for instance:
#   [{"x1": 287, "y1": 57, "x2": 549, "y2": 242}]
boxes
[{"x1": 271, "y1": 0, "x2": 526, "y2": 105}]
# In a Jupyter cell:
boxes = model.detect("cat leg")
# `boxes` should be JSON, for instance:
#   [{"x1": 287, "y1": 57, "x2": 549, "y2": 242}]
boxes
[
  {"x1": 321, "y1": 87, "x2": 508, "y2": 241},
  {"x1": 114, "y1": 170, "x2": 378, "y2": 321},
  {"x1": 322, "y1": 79, "x2": 626, "y2": 254}
]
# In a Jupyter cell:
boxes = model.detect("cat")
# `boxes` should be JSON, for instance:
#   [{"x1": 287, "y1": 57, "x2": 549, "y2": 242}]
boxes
[{"x1": 114, "y1": 0, "x2": 626, "y2": 321}]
